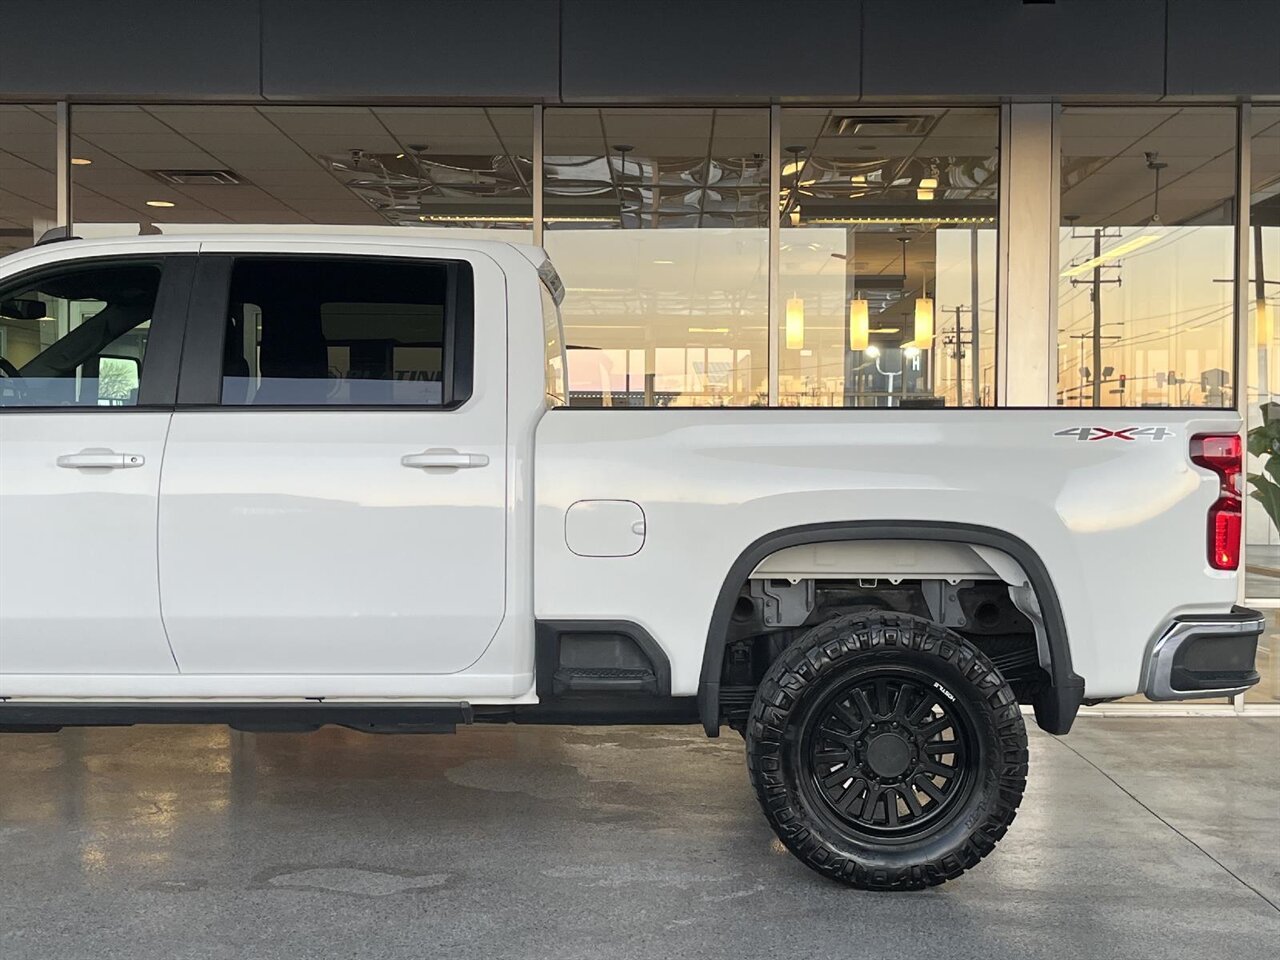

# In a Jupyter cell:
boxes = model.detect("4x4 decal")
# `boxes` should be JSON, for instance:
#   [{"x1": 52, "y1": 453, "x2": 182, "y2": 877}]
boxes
[{"x1": 1054, "y1": 426, "x2": 1175, "y2": 442}]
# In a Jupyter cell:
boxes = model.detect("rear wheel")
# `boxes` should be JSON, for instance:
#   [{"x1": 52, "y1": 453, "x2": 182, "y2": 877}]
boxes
[{"x1": 745, "y1": 611, "x2": 1027, "y2": 890}]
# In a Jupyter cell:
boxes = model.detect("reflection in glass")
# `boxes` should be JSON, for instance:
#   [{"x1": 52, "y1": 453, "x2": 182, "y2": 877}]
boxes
[
  {"x1": 1246, "y1": 107, "x2": 1280, "y2": 612},
  {"x1": 1246, "y1": 610, "x2": 1280, "y2": 704},
  {"x1": 219, "y1": 258, "x2": 455, "y2": 407},
  {"x1": 1057, "y1": 107, "x2": 1236, "y2": 409},
  {"x1": 779, "y1": 108, "x2": 998, "y2": 407},
  {"x1": 0, "y1": 105, "x2": 58, "y2": 256},
  {"x1": 68, "y1": 106, "x2": 533, "y2": 243},
  {"x1": 543, "y1": 109, "x2": 769, "y2": 406}
]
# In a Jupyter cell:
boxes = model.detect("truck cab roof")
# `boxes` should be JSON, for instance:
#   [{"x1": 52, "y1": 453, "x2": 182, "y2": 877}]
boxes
[{"x1": 5, "y1": 227, "x2": 553, "y2": 273}]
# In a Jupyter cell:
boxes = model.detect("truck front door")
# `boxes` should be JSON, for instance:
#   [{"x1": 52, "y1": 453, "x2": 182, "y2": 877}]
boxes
[
  {"x1": 0, "y1": 253, "x2": 193, "y2": 684},
  {"x1": 157, "y1": 249, "x2": 507, "y2": 678}
]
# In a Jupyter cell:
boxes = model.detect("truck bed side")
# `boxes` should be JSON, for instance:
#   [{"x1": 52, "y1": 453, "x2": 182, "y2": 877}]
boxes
[{"x1": 533, "y1": 409, "x2": 1240, "y2": 701}]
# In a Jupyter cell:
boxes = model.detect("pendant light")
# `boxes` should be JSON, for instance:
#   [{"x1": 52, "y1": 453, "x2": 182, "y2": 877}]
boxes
[
  {"x1": 782, "y1": 148, "x2": 808, "y2": 353},
  {"x1": 848, "y1": 296, "x2": 869, "y2": 351},
  {"x1": 908, "y1": 239, "x2": 934, "y2": 350},
  {"x1": 786, "y1": 295, "x2": 805, "y2": 350},
  {"x1": 914, "y1": 295, "x2": 935, "y2": 350},
  {"x1": 784, "y1": 145, "x2": 806, "y2": 228}
]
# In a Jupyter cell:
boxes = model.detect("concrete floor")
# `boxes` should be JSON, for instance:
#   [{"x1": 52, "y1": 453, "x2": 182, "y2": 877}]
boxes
[{"x1": 0, "y1": 718, "x2": 1277, "y2": 960}]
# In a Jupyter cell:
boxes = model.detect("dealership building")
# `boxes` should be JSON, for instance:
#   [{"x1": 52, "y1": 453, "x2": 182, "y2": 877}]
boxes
[{"x1": 0, "y1": 0, "x2": 1277, "y2": 709}]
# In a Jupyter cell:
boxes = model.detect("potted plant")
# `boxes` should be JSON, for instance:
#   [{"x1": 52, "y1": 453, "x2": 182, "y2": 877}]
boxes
[{"x1": 1247, "y1": 402, "x2": 1280, "y2": 536}]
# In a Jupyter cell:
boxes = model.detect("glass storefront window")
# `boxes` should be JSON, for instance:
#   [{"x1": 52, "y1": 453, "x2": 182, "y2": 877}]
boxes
[
  {"x1": 1246, "y1": 611, "x2": 1280, "y2": 704},
  {"x1": 543, "y1": 108, "x2": 769, "y2": 407},
  {"x1": 1245, "y1": 107, "x2": 1280, "y2": 620},
  {"x1": 778, "y1": 108, "x2": 999, "y2": 408},
  {"x1": 0, "y1": 105, "x2": 57, "y2": 256},
  {"x1": 1057, "y1": 107, "x2": 1237, "y2": 409},
  {"x1": 68, "y1": 105, "x2": 533, "y2": 242}
]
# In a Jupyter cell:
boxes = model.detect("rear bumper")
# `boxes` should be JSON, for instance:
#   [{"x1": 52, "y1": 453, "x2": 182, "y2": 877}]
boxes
[{"x1": 1144, "y1": 606, "x2": 1265, "y2": 701}]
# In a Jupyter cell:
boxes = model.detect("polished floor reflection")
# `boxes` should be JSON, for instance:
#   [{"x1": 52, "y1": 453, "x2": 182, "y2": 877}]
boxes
[{"x1": 0, "y1": 720, "x2": 1276, "y2": 959}]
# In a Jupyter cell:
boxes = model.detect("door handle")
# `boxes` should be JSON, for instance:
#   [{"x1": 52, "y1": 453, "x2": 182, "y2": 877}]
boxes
[
  {"x1": 401, "y1": 449, "x2": 490, "y2": 470},
  {"x1": 56, "y1": 450, "x2": 145, "y2": 469}
]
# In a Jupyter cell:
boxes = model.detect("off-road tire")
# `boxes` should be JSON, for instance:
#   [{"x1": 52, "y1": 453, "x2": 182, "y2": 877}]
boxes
[{"x1": 745, "y1": 611, "x2": 1028, "y2": 890}]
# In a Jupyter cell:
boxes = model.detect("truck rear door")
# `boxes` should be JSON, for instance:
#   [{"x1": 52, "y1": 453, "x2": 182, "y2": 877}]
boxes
[{"x1": 156, "y1": 246, "x2": 508, "y2": 679}]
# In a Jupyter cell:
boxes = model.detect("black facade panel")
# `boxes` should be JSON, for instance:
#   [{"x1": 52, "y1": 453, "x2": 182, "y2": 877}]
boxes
[
  {"x1": 1167, "y1": 0, "x2": 1280, "y2": 97},
  {"x1": 861, "y1": 0, "x2": 1166, "y2": 98},
  {"x1": 260, "y1": 0, "x2": 560, "y2": 101},
  {"x1": 0, "y1": 0, "x2": 261, "y2": 100},
  {"x1": 560, "y1": 0, "x2": 862, "y2": 102}
]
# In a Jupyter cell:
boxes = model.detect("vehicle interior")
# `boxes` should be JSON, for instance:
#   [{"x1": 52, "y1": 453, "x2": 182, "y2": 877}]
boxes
[{"x1": 0, "y1": 263, "x2": 159, "y2": 407}]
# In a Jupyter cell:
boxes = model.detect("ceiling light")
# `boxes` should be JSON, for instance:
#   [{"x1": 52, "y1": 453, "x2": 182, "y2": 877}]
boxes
[
  {"x1": 916, "y1": 188, "x2": 935, "y2": 201},
  {"x1": 653, "y1": 259, "x2": 674, "y2": 265},
  {"x1": 145, "y1": 200, "x2": 175, "y2": 208},
  {"x1": 785, "y1": 297, "x2": 805, "y2": 350},
  {"x1": 1059, "y1": 234, "x2": 1158, "y2": 278},
  {"x1": 395, "y1": 153, "x2": 405, "y2": 159},
  {"x1": 808, "y1": 216, "x2": 996, "y2": 225},
  {"x1": 919, "y1": 177, "x2": 938, "y2": 189},
  {"x1": 70, "y1": 157, "x2": 92, "y2": 166},
  {"x1": 418, "y1": 214, "x2": 617, "y2": 224},
  {"x1": 865, "y1": 345, "x2": 881, "y2": 358},
  {"x1": 873, "y1": 327, "x2": 901, "y2": 334},
  {"x1": 799, "y1": 349, "x2": 813, "y2": 357},
  {"x1": 850, "y1": 174, "x2": 867, "y2": 184},
  {"x1": 688, "y1": 327, "x2": 729, "y2": 334},
  {"x1": 420, "y1": 214, "x2": 534, "y2": 223}
]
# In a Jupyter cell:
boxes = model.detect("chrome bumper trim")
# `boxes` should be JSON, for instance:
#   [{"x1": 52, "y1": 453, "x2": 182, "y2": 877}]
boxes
[{"x1": 1144, "y1": 611, "x2": 1265, "y2": 701}]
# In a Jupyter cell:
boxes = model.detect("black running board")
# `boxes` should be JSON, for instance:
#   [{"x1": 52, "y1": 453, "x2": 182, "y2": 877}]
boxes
[{"x1": 0, "y1": 701, "x2": 473, "y2": 734}]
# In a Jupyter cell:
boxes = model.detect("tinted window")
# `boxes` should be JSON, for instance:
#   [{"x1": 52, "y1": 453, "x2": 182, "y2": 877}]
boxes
[
  {"x1": 0, "y1": 262, "x2": 160, "y2": 408},
  {"x1": 541, "y1": 282, "x2": 567, "y2": 407},
  {"x1": 221, "y1": 257, "x2": 470, "y2": 407}
]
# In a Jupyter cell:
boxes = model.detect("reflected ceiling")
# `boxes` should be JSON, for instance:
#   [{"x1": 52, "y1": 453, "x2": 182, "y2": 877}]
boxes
[{"x1": 1, "y1": 104, "x2": 1278, "y2": 255}]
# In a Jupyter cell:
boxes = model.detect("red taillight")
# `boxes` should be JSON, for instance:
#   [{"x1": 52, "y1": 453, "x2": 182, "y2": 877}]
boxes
[
  {"x1": 1192, "y1": 433, "x2": 1243, "y2": 570},
  {"x1": 1209, "y1": 500, "x2": 1242, "y2": 570}
]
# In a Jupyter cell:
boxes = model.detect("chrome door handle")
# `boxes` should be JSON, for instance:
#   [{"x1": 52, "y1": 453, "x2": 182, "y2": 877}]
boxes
[
  {"x1": 401, "y1": 449, "x2": 490, "y2": 470},
  {"x1": 56, "y1": 450, "x2": 145, "y2": 469}
]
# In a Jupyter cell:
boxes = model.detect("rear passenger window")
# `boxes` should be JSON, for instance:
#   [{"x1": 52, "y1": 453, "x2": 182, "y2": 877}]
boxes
[{"x1": 221, "y1": 257, "x2": 472, "y2": 407}]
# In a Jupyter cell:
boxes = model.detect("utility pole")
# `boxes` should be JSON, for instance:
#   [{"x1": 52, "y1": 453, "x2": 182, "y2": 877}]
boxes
[
  {"x1": 1068, "y1": 227, "x2": 1123, "y2": 405},
  {"x1": 1090, "y1": 229, "x2": 1104, "y2": 406},
  {"x1": 1068, "y1": 330, "x2": 1121, "y2": 405},
  {"x1": 946, "y1": 305, "x2": 971, "y2": 408}
]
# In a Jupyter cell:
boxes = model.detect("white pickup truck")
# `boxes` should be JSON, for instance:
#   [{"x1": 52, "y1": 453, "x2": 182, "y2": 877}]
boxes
[{"x1": 0, "y1": 232, "x2": 1264, "y2": 890}]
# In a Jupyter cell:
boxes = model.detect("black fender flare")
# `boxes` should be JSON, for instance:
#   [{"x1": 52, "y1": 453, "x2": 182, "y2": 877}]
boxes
[{"x1": 697, "y1": 521, "x2": 1085, "y2": 736}]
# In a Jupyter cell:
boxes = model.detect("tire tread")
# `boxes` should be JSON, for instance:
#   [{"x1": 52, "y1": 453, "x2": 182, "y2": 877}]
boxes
[{"x1": 745, "y1": 611, "x2": 1028, "y2": 891}]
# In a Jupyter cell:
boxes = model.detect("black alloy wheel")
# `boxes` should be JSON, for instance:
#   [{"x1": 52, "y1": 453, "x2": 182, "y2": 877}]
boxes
[
  {"x1": 802, "y1": 667, "x2": 976, "y2": 840},
  {"x1": 746, "y1": 611, "x2": 1028, "y2": 890}
]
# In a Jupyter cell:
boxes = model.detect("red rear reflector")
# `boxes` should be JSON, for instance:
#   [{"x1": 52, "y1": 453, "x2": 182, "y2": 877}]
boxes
[{"x1": 1192, "y1": 433, "x2": 1243, "y2": 570}]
